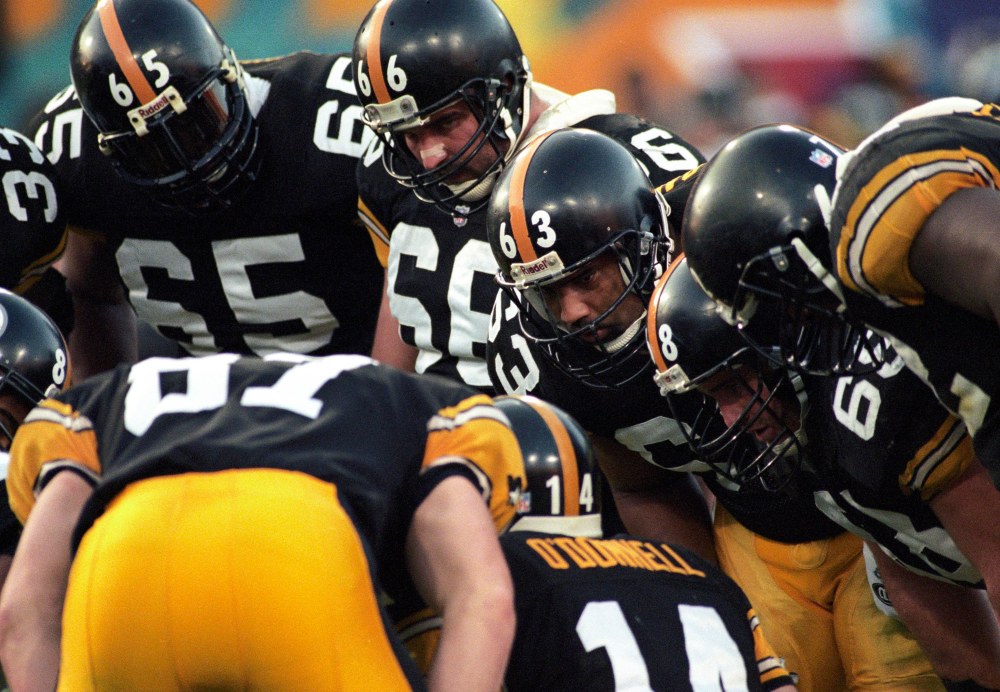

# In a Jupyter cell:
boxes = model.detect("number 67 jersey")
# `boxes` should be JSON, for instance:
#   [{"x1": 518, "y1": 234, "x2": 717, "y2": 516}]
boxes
[{"x1": 29, "y1": 52, "x2": 383, "y2": 358}]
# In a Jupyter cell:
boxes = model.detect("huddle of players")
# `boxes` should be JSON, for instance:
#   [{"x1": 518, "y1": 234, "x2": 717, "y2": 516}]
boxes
[{"x1": 1, "y1": 0, "x2": 999, "y2": 688}]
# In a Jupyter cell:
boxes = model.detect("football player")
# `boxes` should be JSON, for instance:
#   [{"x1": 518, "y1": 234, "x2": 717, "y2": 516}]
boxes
[
  {"x1": 492, "y1": 395, "x2": 796, "y2": 692},
  {"x1": 352, "y1": 0, "x2": 703, "y2": 391},
  {"x1": 828, "y1": 97, "x2": 1000, "y2": 491},
  {"x1": 0, "y1": 126, "x2": 72, "y2": 335},
  {"x1": 487, "y1": 128, "x2": 942, "y2": 691},
  {"x1": 29, "y1": 0, "x2": 383, "y2": 381},
  {"x1": 0, "y1": 349, "x2": 525, "y2": 691},
  {"x1": 679, "y1": 123, "x2": 1000, "y2": 688},
  {"x1": 0, "y1": 128, "x2": 73, "y2": 650}
]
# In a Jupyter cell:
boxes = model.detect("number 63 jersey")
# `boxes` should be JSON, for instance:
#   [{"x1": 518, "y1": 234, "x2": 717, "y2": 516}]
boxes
[
  {"x1": 500, "y1": 531, "x2": 794, "y2": 692},
  {"x1": 29, "y1": 52, "x2": 383, "y2": 357}
]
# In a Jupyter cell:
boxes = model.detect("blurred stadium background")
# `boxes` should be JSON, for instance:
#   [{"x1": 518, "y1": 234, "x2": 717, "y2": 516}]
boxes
[{"x1": 1, "y1": 0, "x2": 999, "y2": 154}]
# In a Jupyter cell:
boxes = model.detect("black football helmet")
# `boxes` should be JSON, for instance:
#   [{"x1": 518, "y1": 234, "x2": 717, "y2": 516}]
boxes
[
  {"x1": 495, "y1": 395, "x2": 601, "y2": 538},
  {"x1": 353, "y1": 0, "x2": 531, "y2": 216},
  {"x1": 683, "y1": 124, "x2": 886, "y2": 376},
  {"x1": 0, "y1": 127, "x2": 67, "y2": 293},
  {"x1": 647, "y1": 256, "x2": 804, "y2": 491},
  {"x1": 69, "y1": 0, "x2": 260, "y2": 213},
  {"x1": 488, "y1": 128, "x2": 672, "y2": 389},
  {"x1": 0, "y1": 289, "x2": 71, "y2": 446}
]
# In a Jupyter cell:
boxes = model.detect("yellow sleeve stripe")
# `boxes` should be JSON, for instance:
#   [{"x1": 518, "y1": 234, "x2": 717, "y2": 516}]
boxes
[
  {"x1": 748, "y1": 607, "x2": 793, "y2": 685},
  {"x1": 837, "y1": 148, "x2": 1000, "y2": 305},
  {"x1": 900, "y1": 416, "x2": 974, "y2": 501},
  {"x1": 357, "y1": 197, "x2": 391, "y2": 268},
  {"x1": 654, "y1": 164, "x2": 702, "y2": 195}
]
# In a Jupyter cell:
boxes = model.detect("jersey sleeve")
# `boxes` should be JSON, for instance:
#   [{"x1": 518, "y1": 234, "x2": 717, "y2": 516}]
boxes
[
  {"x1": 419, "y1": 393, "x2": 526, "y2": 533},
  {"x1": 7, "y1": 399, "x2": 101, "y2": 524},
  {"x1": 356, "y1": 142, "x2": 392, "y2": 269},
  {"x1": 898, "y1": 414, "x2": 976, "y2": 502},
  {"x1": 748, "y1": 605, "x2": 797, "y2": 691}
]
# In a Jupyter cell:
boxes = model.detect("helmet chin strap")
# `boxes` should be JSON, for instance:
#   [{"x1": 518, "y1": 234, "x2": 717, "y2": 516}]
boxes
[
  {"x1": 603, "y1": 311, "x2": 646, "y2": 353},
  {"x1": 444, "y1": 167, "x2": 501, "y2": 202}
]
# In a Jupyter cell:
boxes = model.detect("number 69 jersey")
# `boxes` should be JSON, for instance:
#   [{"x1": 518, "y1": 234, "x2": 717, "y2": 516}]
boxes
[
  {"x1": 829, "y1": 98, "x2": 1000, "y2": 486},
  {"x1": 29, "y1": 52, "x2": 383, "y2": 357},
  {"x1": 802, "y1": 346, "x2": 982, "y2": 587},
  {"x1": 7, "y1": 354, "x2": 526, "y2": 599},
  {"x1": 358, "y1": 98, "x2": 704, "y2": 392},
  {"x1": 500, "y1": 531, "x2": 794, "y2": 692}
]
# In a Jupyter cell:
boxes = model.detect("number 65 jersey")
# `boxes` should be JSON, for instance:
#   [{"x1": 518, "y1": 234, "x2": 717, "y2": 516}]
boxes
[
  {"x1": 500, "y1": 531, "x2": 794, "y2": 691},
  {"x1": 29, "y1": 52, "x2": 383, "y2": 358}
]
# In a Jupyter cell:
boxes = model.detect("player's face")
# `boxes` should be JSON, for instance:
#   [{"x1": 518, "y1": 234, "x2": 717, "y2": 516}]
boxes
[
  {"x1": 400, "y1": 102, "x2": 504, "y2": 182},
  {"x1": 698, "y1": 366, "x2": 799, "y2": 444},
  {"x1": 536, "y1": 252, "x2": 645, "y2": 345}
]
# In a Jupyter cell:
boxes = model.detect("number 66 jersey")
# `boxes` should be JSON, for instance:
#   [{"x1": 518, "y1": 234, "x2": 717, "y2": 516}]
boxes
[{"x1": 29, "y1": 52, "x2": 383, "y2": 360}]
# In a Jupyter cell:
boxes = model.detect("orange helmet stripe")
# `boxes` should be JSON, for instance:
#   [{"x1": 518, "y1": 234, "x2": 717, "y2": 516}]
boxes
[
  {"x1": 526, "y1": 399, "x2": 580, "y2": 517},
  {"x1": 508, "y1": 131, "x2": 557, "y2": 264},
  {"x1": 647, "y1": 254, "x2": 684, "y2": 374},
  {"x1": 365, "y1": 0, "x2": 394, "y2": 105},
  {"x1": 97, "y1": 0, "x2": 156, "y2": 105}
]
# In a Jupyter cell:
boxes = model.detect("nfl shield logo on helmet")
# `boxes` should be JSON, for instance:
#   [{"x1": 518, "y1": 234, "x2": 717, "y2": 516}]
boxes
[{"x1": 810, "y1": 149, "x2": 834, "y2": 168}]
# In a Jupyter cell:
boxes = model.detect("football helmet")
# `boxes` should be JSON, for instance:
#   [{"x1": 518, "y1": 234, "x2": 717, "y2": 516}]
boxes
[
  {"x1": 683, "y1": 124, "x2": 885, "y2": 376},
  {"x1": 353, "y1": 0, "x2": 531, "y2": 215},
  {"x1": 69, "y1": 0, "x2": 260, "y2": 213},
  {"x1": 647, "y1": 256, "x2": 804, "y2": 491},
  {"x1": 488, "y1": 128, "x2": 671, "y2": 388},
  {"x1": 496, "y1": 395, "x2": 601, "y2": 538},
  {"x1": 0, "y1": 289, "x2": 71, "y2": 446}
]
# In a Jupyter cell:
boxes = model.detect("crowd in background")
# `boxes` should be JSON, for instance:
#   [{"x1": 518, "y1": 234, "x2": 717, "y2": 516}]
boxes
[{"x1": 2, "y1": 0, "x2": 999, "y2": 152}]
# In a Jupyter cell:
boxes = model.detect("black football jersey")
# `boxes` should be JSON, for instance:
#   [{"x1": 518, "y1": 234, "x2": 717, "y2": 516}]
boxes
[
  {"x1": 487, "y1": 288, "x2": 844, "y2": 544},
  {"x1": 29, "y1": 52, "x2": 382, "y2": 357},
  {"x1": 8, "y1": 354, "x2": 525, "y2": 602},
  {"x1": 358, "y1": 105, "x2": 704, "y2": 392},
  {"x1": 0, "y1": 127, "x2": 67, "y2": 294},
  {"x1": 501, "y1": 531, "x2": 794, "y2": 692},
  {"x1": 829, "y1": 99, "x2": 1000, "y2": 485},
  {"x1": 799, "y1": 345, "x2": 982, "y2": 586}
]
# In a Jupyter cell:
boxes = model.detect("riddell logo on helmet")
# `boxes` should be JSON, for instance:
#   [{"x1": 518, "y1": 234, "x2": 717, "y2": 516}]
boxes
[
  {"x1": 519, "y1": 256, "x2": 556, "y2": 277},
  {"x1": 512, "y1": 251, "x2": 564, "y2": 283},
  {"x1": 137, "y1": 93, "x2": 171, "y2": 120}
]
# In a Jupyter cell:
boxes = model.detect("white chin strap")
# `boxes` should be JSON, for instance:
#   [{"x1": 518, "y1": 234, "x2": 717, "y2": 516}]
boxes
[
  {"x1": 603, "y1": 311, "x2": 645, "y2": 353},
  {"x1": 447, "y1": 76, "x2": 533, "y2": 204},
  {"x1": 444, "y1": 167, "x2": 501, "y2": 202}
]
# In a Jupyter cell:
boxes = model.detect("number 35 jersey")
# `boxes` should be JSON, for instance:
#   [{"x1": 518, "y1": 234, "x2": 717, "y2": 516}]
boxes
[
  {"x1": 500, "y1": 531, "x2": 794, "y2": 692},
  {"x1": 29, "y1": 52, "x2": 383, "y2": 357},
  {"x1": 357, "y1": 88, "x2": 704, "y2": 391}
]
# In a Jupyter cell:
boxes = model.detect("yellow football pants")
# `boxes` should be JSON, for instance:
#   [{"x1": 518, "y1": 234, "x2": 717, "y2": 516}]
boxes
[
  {"x1": 59, "y1": 468, "x2": 420, "y2": 691},
  {"x1": 714, "y1": 503, "x2": 942, "y2": 691}
]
